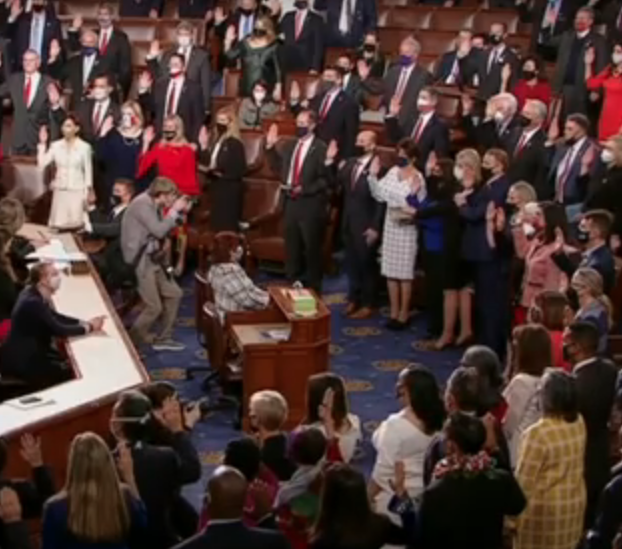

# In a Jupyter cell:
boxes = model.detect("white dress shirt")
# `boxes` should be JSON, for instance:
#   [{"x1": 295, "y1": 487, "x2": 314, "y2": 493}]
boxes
[
  {"x1": 177, "y1": 45, "x2": 193, "y2": 67},
  {"x1": 210, "y1": 136, "x2": 225, "y2": 169},
  {"x1": 287, "y1": 135, "x2": 314, "y2": 186},
  {"x1": 516, "y1": 126, "x2": 541, "y2": 151},
  {"x1": 238, "y1": 13, "x2": 255, "y2": 40},
  {"x1": 92, "y1": 98, "x2": 110, "y2": 132},
  {"x1": 555, "y1": 136, "x2": 586, "y2": 200},
  {"x1": 29, "y1": 12, "x2": 46, "y2": 56},
  {"x1": 338, "y1": 0, "x2": 357, "y2": 34},
  {"x1": 83, "y1": 54, "x2": 97, "y2": 85},
  {"x1": 24, "y1": 71, "x2": 41, "y2": 108},
  {"x1": 394, "y1": 64, "x2": 415, "y2": 101}
]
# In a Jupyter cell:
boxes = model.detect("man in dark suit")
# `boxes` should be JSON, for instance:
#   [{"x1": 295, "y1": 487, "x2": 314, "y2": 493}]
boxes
[
  {"x1": 0, "y1": 262, "x2": 105, "y2": 391},
  {"x1": 48, "y1": 28, "x2": 110, "y2": 110},
  {"x1": 384, "y1": 86, "x2": 450, "y2": 169},
  {"x1": 119, "y1": 0, "x2": 162, "y2": 17},
  {"x1": 602, "y1": 0, "x2": 622, "y2": 46},
  {"x1": 474, "y1": 22, "x2": 520, "y2": 100},
  {"x1": 291, "y1": 66, "x2": 359, "y2": 158},
  {"x1": 564, "y1": 321, "x2": 618, "y2": 527},
  {"x1": 361, "y1": 36, "x2": 432, "y2": 130},
  {"x1": 0, "y1": 49, "x2": 52, "y2": 155},
  {"x1": 266, "y1": 111, "x2": 331, "y2": 293},
  {"x1": 66, "y1": 4, "x2": 133, "y2": 100},
  {"x1": 146, "y1": 22, "x2": 212, "y2": 116},
  {"x1": 314, "y1": 0, "x2": 376, "y2": 48},
  {"x1": 5, "y1": 0, "x2": 62, "y2": 73},
  {"x1": 214, "y1": 0, "x2": 276, "y2": 45},
  {"x1": 462, "y1": 92, "x2": 521, "y2": 152},
  {"x1": 336, "y1": 53, "x2": 365, "y2": 107},
  {"x1": 551, "y1": 7, "x2": 608, "y2": 118},
  {"x1": 280, "y1": 0, "x2": 324, "y2": 74},
  {"x1": 507, "y1": 99, "x2": 549, "y2": 196},
  {"x1": 433, "y1": 30, "x2": 479, "y2": 87},
  {"x1": 336, "y1": 131, "x2": 383, "y2": 319},
  {"x1": 174, "y1": 466, "x2": 290, "y2": 549},
  {"x1": 138, "y1": 53, "x2": 205, "y2": 142}
]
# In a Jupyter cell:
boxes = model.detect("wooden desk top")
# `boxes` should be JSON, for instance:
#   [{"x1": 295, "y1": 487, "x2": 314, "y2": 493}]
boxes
[
  {"x1": 0, "y1": 225, "x2": 148, "y2": 437},
  {"x1": 232, "y1": 323, "x2": 292, "y2": 346}
]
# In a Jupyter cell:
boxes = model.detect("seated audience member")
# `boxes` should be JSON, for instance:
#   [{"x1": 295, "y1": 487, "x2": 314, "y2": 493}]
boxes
[
  {"x1": 42, "y1": 433, "x2": 146, "y2": 549},
  {"x1": 417, "y1": 413, "x2": 526, "y2": 549},
  {"x1": 110, "y1": 391, "x2": 202, "y2": 549},
  {"x1": 370, "y1": 366, "x2": 445, "y2": 521},
  {"x1": 355, "y1": 32, "x2": 386, "y2": 79},
  {"x1": 513, "y1": 370, "x2": 587, "y2": 549},
  {"x1": 0, "y1": 262, "x2": 105, "y2": 390},
  {"x1": 570, "y1": 268, "x2": 612, "y2": 353},
  {"x1": 175, "y1": 466, "x2": 289, "y2": 549},
  {"x1": 504, "y1": 324, "x2": 550, "y2": 467},
  {"x1": 563, "y1": 320, "x2": 617, "y2": 527},
  {"x1": 0, "y1": 487, "x2": 32, "y2": 549},
  {"x1": 508, "y1": 55, "x2": 552, "y2": 109},
  {"x1": 554, "y1": 210, "x2": 616, "y2": 295},
  {"x1": 460, "y1": 345, "x2": 507, "y2": 422},
  {"x1": 424, "y1": 367, "x2": 510, "y2": 486},
  {"x1": 302, "y1": 373, "x2": 362, "y2": 463},
  {"x1": 310, "y1": 464, "x2": 413, "y2": 549},
  {"x1": 248, "y1": 390, "x2": 296, "y2": 481},
  {"x1": 528, "y1": 290, "x2": 571, "y2": 371},
  {"x1": 0, "y1": 436, "x2": 55, "y2": 548},
  {"x1": 238, "y1": 79, "x2": 279, "y2": 129},
  {"x1": 0, "y1": 229, "x2": 21, "y2": 340},
  {"x1": 207, "y1": 232, "x2": 269, "y2": 320},
  {"x1": 433, "y1": 30, "x2": 479, "y2": 87}
]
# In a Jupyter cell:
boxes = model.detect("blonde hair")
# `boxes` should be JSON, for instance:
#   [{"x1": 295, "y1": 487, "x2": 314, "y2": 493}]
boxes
[
  {"x1": 605, "y1": 134, "x2": 622, "y2": 167},
  {"x1": 163, "y1": 114, "x2": 188, "y2": 144},
  {"x1": 249, "y1": 390, "x2": 288, "y2": 431},
  {"x1": 254, "y1": 15, "x2": 276, "y2": 43},
  {"x1": 216, "y1": 106, "x2": 241, "y2": 140},
  {"x1": 53, "y1": 432, "x2": 130, "y2": 543},
  {"x1": 456, "y1": 148, "x2": 482, "y2": 184},
  {"x1": 572, "y1": 267, "x2": 613, "y2": 328},
  {"x1": 510, "y1": 181, "x2": 537, "y2": 205}
]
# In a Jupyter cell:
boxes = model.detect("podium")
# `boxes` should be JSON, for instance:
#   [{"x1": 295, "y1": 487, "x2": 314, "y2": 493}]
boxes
[{"x1": 226, "y1": 287, "x2": 330, "y2": 430}]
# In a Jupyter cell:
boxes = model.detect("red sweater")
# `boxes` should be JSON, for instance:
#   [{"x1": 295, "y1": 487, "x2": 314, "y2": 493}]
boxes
[
  {"x1": 512, "y1": 79, "x2": 553, "y2": 110},
  {"x1": 136, "y1": 143, "x2": 200, "y2": 196}
]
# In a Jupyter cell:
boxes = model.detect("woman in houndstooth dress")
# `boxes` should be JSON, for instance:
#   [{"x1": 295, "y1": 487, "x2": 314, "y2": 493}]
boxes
[{"x1": 368, "y1": 139, "x2": 425, "y2": 330}]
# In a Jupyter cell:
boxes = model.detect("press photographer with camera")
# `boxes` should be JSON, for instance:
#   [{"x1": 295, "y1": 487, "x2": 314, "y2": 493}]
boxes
[{"x1": 120, "y1": 176, "x2": 191, "y2": 352}]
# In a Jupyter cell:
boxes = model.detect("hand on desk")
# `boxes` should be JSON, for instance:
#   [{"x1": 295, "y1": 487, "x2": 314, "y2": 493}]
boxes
[
  {"x1": 19, "y1": 433, "x2": 43, "y2": 468},
  {"x1": 88, "y1": 316, "x2": 107, "y2": 333}
]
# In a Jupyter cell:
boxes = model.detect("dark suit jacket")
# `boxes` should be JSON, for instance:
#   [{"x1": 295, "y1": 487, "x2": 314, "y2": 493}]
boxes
[
  {"x1": 574, "y1": 358, "x2": 618, "y2": 500},
  {"x1": 67, "y1": 26, "x2": 133, "y2": 98},
  {"x1": 463, "y1": 115, "x2": 521, "y2": 153},
  {"x1": 147, "y1": 46, "x2": 212, "y2": 113},
  {"x1": 119, "y1": 0, "x2": 163, "y2": 17},
  {"x1": 314, "y1": 0, "x2": 376, "y2": 47},
  {"x1": 384, "y1": 111, "x2": 450, "y2": 170},
  {"x1": 294, "y1": 89, "x2": 359, "y2": 158},
  {"x1": 48, "y1": 53, "x2": 109, "y2": 109},
  {"x1": 280, "y1": 10, "x2": 324, "y2": 73},
  {"x1": 174, "y1": 521, "x2": 290, "y2": 549},
  {"x1": 7, "y1": 10, "x2": 62, "y2": 72},
  {"x1": 544, "y1": 137, "x2": 595, "y2": 203},
  {"x1": 553, "y1": 244, "x2": 616, "y2": 295},
  {"x1": 602, "y1": 0, "x2": 622, "y2": 45},
  {"x1": 507, "y1": 128, "x2": 548, "y2": 197},
  {"x1": 51, "y1": 99, "x2": 121, "y2": 144},
  {"x1": 178, "y1": 0, "x2": 214, "y2": 18},
  {"x1": 342, "y1": 72, "x2": 365, "y2": 107},
  {"x1": 434, "y1": 50, "x2": 479, "y2": 87},
  {"x1": 475, "y1": 45, "x2": 520, "y2": 100},
  {"x1": 519, "y1": 0, "x2": 581, "y2": 52},
  {"x1": 139, "y1": 77, "x2": 205, "y2": 141},
  {"x1": 0, "y1": 286, "x2": 87, "y2": 381}
]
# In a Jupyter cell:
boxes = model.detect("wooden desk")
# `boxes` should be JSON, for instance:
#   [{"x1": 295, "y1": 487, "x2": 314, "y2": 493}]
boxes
[
  {"x1": 0, "y1": 225, "x2": 148, "y2": 483},
  {"x1": 227, "y1": 287, "x2": 330, "y2": 430}
]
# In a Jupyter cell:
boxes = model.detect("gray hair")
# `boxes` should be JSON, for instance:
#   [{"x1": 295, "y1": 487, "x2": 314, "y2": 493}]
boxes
[
  {"x1": 541, "y1": 369, "x2": 579, "y2": 423},
  {"x1": 526, "y1": 99, "x2": 547, "y2": 122},
  {"x1": 493, "y1": 92, "x2": 518, "y2": 115}
]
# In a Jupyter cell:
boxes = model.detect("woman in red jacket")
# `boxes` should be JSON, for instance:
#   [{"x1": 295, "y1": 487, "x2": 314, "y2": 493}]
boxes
[
  {"x1": 585, "y1": 42, "x2": 622, "y2": 140},
  {"x1": 508, "y1": 55, "x2": 552, "y2": 110},
  {"x1": 137, "y1": 115, "x2": 201, "y2": 275}
]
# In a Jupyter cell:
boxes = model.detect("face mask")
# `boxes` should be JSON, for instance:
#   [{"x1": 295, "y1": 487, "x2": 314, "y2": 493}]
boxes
[
  {"x1": 32, "y1": 4, "x2": 45, "y2": 12},
  {"x1": 522, "y1": 222, "x2": 536, "y2": 238},
  {"x1": 253, "y1": 28, "x2": 267, "y2": 37},
  {"x1": 363, "y1": 44, "x2": 376, "y2": 53},
  {"x1": 577, "y1": 227, "x2": 590, "y2": 243},
  {"x1": 111, "y1": 194, "x2": 123, "y2": 206},
  {"x1": 489, "y1": 34, "x2": 502, "y2": 45},
  {"x1": 121, "y1": 113, "x2": 133, "y2": 128},
  {"x1": 338, "y1": 65, "x2": 351, "y2": 74},
  {"x1": 481, "y1": 167, "x2": 493, "y2": 180},
  {"x1": 566, "y1": 286, "x2": 580, "y2": 310},
  {"x1": 296, "y1": 126, "x2": 309, "y2": 138},
  {"x1": 522, "y1": 69, "x2": 536, "y2": 81},
  {"x1": 253, "y1": 90, "x2": 266, "y2": 103},
  {"x1": 216, "y1": 122, "x2": 228, "y2": 135},
  {"x1": 493, "y1": 111, "x2": 505, "y2": 123},
  {"x1": 417, "y1": 98, "x2": 431, "y2": 109},
  {"x1": 399, "y1": 55, "x2": 413, "y2": 67},
  {"x1": 163, "y1": 130, "x2": 175, "y2": 140},
  {"x1": 294, "y1": 0, "x2": 308, "y2": 8},
  {"x1": 321, "y1": 79, "x2": 337, "y2": 92},
  {"x1": 613, "y1": 52, "x2": 622, "y2": 65},
  {"x1": 48, "y1": 274, "x2": 61, "y2": 292},
  {"x1": 453, "y1": 166, "x2": 464, "y2": 181},
  {"x1": 601, "y1": 149, "x2": 614, "y2": 164},
  {"x1": 92, "y1": 87, "x2": 108, "y2": 101},
  {"x1": 354, "y1": 145, "x2": 365, "y2": 157},
  {"x1": 397, "y1": 157, "x2": 410, "y2": 168},
  {"x1": 239, "y1": 7, "x2": 253, "y2": 15},
  {"x1": 83, "y1": 46, "x2": 98, "y2": 56},
  {"x1": 518, "y1": 114, "x2": 532, "y2": 127},
  {"x1": 170, "y1": 69, "x2": 182, "y2": 78},
  {"x1": 98, "y1": 17, "x2": 112, "y2": 28},
  {"x1": 233, "y1": 246, "x2": 244, "y2": 263},
  {"x1": 177, "y1": 35, "x2": 191, "y2": 48},
  {"x1": 566, "y1": 136, "x2": 577, "y2": 147}
]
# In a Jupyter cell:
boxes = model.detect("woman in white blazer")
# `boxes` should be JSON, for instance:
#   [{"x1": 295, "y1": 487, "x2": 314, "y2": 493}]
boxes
[{"x1": 38, "y1": 114, "x2": 93, "y2": 230}]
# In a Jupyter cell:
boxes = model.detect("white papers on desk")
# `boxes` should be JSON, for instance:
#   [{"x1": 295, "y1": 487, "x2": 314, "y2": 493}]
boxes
[
  {"x1": 261, "y1": 327, "x2": 292, "y2": 341},
  {"x1": 26, "y1": 238, "x2": 87, "y2": 265}
]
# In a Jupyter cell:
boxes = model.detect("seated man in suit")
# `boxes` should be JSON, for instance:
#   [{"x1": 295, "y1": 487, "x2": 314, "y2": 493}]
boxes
[
  {"x1": 146, "y1": 22, "x2": 212, "y2": 117},
  {"x1": 66, "y1": 4, "x2": 133, "y2": 100},
  {"x1": 280, "y1": 0, "x2": 324, "y2": 74},
  {"x1": 462, "y1": 92, "x2": 520, "y2": 152},
  {"x1": 290, "y1": 66, "x2": 359, "y2": 158},
  {"x1": 0, "y1": 262, "x2": 105, "y2": 391},
  {"x1": 175, "y1": 466, "x2": 289, "y2": 549},
  {"x1": 434, "y1": 30, "x2": 479, "y2": 87},
  {"x1": 384, "y1": 86, "x2": 450, "y2": 169}
]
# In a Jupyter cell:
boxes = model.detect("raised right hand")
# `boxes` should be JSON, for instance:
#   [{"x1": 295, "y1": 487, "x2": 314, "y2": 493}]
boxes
[
  {"x1": 100, "y1": 115, "x2": 114, "y2": 137},
  {"x1": 72, "y1": 14, "x2": 83, "y2": 29},
  {"x1": 9, "y1": 0, "x2": 22, "y2": 19},
  {"x1": 224, "y1": 25, "x2": 237, "y2": 46},
  {"x1": 266, "y1": 123, "x2": 278, "y2": 148},
  {"x1": 584, "y1": 47, "x2": 595, "y2": 66},
  {"x1": 369, "y1": 156, "x2": 381, "y2": 177},
  {"x1": 461, "y1": 93, "x2": 474, "y2": 116},
  {"x1": 47, "y1": 83, "x2": 60, "y2": 106},
  {"x1": 142, "y1": 125, "x2": 155, "y2": 148},
  {"x1": 214, "y1": 6, "x2": 226, "y2": 24},
  {"x1": 38, "y1": 125, "x2": 48, "y2": 145},
  {"x1": 198, "y1": 125, "x2": 210, "y2": 151},
  {"x1": 388, "y1": 95, "x2": 401, "y2": 117},
  {"x1": 48, "y1": 39, "x2": 61, "y2": 63},
  {"x1": 289, "y1": 80, "x2": 301, "y2": 102},
  {"x1": 356, "y1": 59, "x2": 371, "y2": 81},
  {"x1": 138, "y1": 70, "x2": 153, "y2": 91}
]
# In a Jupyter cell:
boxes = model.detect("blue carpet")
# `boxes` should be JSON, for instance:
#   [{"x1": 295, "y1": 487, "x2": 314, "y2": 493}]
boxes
[{"x1": 142, "y1": 272, "x2": 463, "y2": 508}]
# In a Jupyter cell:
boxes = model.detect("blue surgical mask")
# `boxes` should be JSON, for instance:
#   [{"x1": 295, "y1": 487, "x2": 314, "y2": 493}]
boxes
[
  {"x1": 399, "y1": 55, "x2": 413, "y2": 67},
  {"x1": 397, "y1": 157, "x2": 409, "y2": 167},
  {"x1": 296, "y1": 126, "x2": 310, "y2": 138},
  {"x1": 83, "y1": 46, "x2": 98, "y2": 56}
]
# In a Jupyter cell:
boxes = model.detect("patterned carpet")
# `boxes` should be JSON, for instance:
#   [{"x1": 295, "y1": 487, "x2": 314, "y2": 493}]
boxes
[{"x1": 142, "y1": 271, "x2": 463, "y2": 508}]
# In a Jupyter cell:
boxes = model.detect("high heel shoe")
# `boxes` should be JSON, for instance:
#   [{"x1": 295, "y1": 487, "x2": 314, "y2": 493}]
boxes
[
  {"x1": 433, "y1": 335, "x2": 455, "y2": 351},
  {"x1": 455, "y1": 333, "x2": 474, "y2": 347}
]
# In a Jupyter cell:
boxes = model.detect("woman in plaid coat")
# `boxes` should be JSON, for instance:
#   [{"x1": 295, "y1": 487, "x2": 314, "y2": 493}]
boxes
[
  {"x1": 368, "y1": 139, "x2": 425, "y2": 331},
  {"x1": 513, "y1": 370, "x2": 587, "y2": 549}
]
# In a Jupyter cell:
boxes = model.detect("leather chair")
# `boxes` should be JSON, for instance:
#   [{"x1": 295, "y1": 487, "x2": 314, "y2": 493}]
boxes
[
  {"x1": 376, "y1": 7, "x2": 393, "y2": 27},
  {"x1": 131, "y1": 40, "x2": 152, "y2": 71},
  {"x1": 428, "y1": 8, "x2": 476, "y2": 32},
  {"x1": 388, "y1": 6, "x2": 433, "y2": 29},
  {"x1": 117, "y1": 20, "x2": 158, "y2": 42},
  {"x1": 417, "y1": 31, "x2": 456, "y2": 57},
  {"x1": 284, "y1": 72, "x2": 321, "y2": 103},
  {"x1": 506, "y1": 34, "x2": 531, "y2": 57},
  {"x1": 58, "y1": 1, "x2": 103, "y2": 16},
  {"x1": 472, "y1": 10, "x2": 520, "y2": 34},
  {"x1": 240, "y1": 130, "x2": 266, "y2": 175},
  {"x1": 223, "y1": 69, "x2": 242, "y2": 98}
]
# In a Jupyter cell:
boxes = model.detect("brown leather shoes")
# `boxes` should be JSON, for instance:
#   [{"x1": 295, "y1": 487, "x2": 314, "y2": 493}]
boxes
[{"x1": 349, "y1": 307, "x2": 374, "y2": 319}]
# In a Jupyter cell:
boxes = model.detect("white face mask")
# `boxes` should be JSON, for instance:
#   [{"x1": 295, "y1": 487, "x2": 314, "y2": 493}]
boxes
[
  {"x1": 522, "y1": 222, "x2": 536, "y2": 237},
  {"x1": 253, "y1": 90, "x2": 266, "y2": 103},
  {"x1": 417, "y1": 98, "x2": 430, "y2": 109},
  {"x1": 493, "y1": 111, "x2": 505, "y2": 123},
  {"x1": 601, "y1": 149, "x2": 615, "y2": 164},
  {"x1": 613, "y1": 52, "x2": 622, "y2": 65},
  {"x1": 233, "y1": 246, "x2": 244, "y2": 263},
  {"x1": 177, "y1": 35, "x2": 192, "y2": 48},
  {"x1": 121, "y1": 113, "x2": 133, "y2": 128},
  {"x1": 453, "y1": 166, "x2": 464, "y2": 181},
  {"x1": 92, "y1": 87, "x2": 108, "y2": 101},
  {"x1": 48, "y1": 274, "x2": 61, "y2": 292}
]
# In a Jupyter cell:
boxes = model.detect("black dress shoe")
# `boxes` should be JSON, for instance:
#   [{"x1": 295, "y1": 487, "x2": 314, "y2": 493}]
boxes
[{"x1": 385, "y1": 318, "x2": 400, "y2": 330}]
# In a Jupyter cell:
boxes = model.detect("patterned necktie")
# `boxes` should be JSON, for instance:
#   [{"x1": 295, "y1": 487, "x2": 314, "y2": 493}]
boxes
[
  {"x1": 167, "y1": 81, "x2": 177, "y2": 115},
  {"x1": 100, "y1": 29, "x2": 109, "y2": 55},
  {"x1": 23, "y1": 76, "x2": 32, "y2": 107},
  {"x1": 93, "y1": 103, "x2": 103, "y2": 133}
]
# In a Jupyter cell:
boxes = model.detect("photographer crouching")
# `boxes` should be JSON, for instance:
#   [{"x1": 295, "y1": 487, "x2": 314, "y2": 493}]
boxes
[{"x1": 121, "y1": 176, "x2": 191, "y2": 352}]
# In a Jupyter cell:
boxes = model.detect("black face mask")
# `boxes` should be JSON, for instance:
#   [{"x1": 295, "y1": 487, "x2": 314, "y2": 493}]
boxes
[
  {"x1": 577, "y1": 228, "x2": 590, "y2": 243},
  {"x1": 111, "y1": 194, "x2": 123, "y2": 206},
  {"x1": 354, "y1": 145, "x2": 365, "y2": 157},
  {"x1": 518, "y1": 114, "x2": 532, "y2": 127},
  {"x1": 363, "y1": 44, "x2": 376, "y2": 53},
  {"x1": 216, "y1": 123, "x2": 228, "y2": 135},
  {"x1": 296, "y1": 126, "x2": 310, "y2": 138},
  {"x1": 506, "y1": 203, "x2": 518, "y2": 216},
  {"x1": 522, "y1": 70, "x2": 536, "y2": 81},
  {"x1": 253, "y1": 28, "x2": 267, "y2": 37},
  {"x1": 239, "y1": 7, "x2": 253, "y2": 15},
  {"x1": 565, "y1": 137, "x2": 577, "y2": 146},
  {"x1": 481, "y1": 167, "x2": 493, "y2": 181},
  {"x1": 294, "y1": 0, "x2": 308, "y2": 8},
  {"x1": 562, "y1": 344, "x2": 573, "y2": 363},
  {"x1": 32, "y1": 4, "x2": 45, "y2": 12},
  {"x1": 566, "y1": 287, "x2": 580, "y2": 311},
  {"x1": 163, "y1": 131, "x2": 175, "y2": 141},
  {"x1": 489, "y1": 34, "x2": 502, "y2": 45}
]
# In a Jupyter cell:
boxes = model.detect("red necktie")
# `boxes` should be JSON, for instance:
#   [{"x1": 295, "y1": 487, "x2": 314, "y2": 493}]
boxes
[
  {"x1": 412, "y1": 117, "x2": 424, "y2": 143},
  {"x1": 319, "y1": 91, "x2": 333, "y2": 120},
  {"x1": 295, "y1": 11, "x2": 303, "y2": 40},
  {"x1": 23, "y1": 76, "x2": 31, "y2": 107},
  {"x1": 291, "y1": 140, "x2": 305, "y2": 195},
  {"x1": 93, "y1": 103, "x2": 103, "y2": 133},
  {"x1": 100, "y1": 30, "x2": 109, "y2": 55},
  {"x1": 167, "y1": 81, "x2": 177, "y2": 115},
  {"x1": 515, "y1": 133, "x2": 528, "y2": 157}
]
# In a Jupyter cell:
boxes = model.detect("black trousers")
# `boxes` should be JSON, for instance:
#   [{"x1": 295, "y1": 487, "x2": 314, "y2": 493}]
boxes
[
  {"x1": 344, "y1": 226, "x2": 379, "y2": 308},
  {"x1": 284, "y1": 195, "x2": 327, "y2": 294},
  {"x1": 422, "y1": 249, "x2": 444, "y2": 337}
]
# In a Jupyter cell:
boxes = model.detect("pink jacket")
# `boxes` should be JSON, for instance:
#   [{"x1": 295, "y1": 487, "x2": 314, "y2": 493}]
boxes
[{"x1": 520, "y1": 240, "x2": 569, "y2": 307}]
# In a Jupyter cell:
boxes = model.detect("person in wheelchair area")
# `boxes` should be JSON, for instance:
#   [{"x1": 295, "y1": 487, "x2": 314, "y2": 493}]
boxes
[{"x1": 207, "y1": 232, "x2": 269, "y2": 321}]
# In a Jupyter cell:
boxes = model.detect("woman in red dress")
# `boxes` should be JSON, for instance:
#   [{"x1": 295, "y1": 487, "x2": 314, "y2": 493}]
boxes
[
  {"x1": 137, "y1": 115, "x2": 201, "y2": 275},
  {"x1": 507, "y1": 55, "x2": 552, "y2": 110},
  {"x1": 586, "y1": 42, "x2": 622, "y2": 141}
]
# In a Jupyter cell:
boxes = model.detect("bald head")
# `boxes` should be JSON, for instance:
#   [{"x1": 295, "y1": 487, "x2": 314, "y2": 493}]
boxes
[
  {"x1": 355, "y1": 130, "x2": 377, "y2": 156},
  {"x1": 207, "y1": 466, "x2": 247, "y2": 520}
]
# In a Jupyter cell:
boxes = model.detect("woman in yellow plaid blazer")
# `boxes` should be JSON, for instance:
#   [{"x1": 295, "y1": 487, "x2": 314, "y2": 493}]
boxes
[{"x1": 514, "y1": 370, "x2": 587, "y2": 549}]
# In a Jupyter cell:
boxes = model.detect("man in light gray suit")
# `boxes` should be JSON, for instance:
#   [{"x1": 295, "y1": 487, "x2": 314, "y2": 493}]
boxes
[
  {"x1": 146, "y1": 21, "x2": 212, "y2": 116},
  {"x1": 0, "y1": 49, "x2": 53, "y2": 155},
  {"x1": 121, "y1": 177, "x2": 190, "y2": 352}
]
